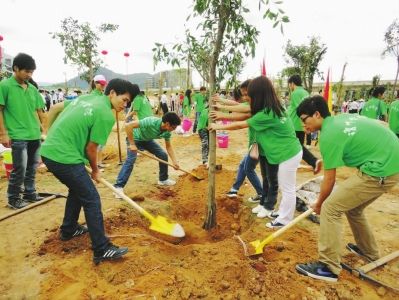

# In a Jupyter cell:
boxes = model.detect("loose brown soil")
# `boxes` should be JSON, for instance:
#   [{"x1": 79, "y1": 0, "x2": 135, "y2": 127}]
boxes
[{"x1": 0, "y1": 125, "x2": 398, "y2": 299}]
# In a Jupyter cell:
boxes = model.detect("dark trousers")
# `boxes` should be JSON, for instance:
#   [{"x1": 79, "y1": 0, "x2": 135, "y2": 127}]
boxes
[
  {"x1": 259, "y1": 155, "x2": 279, "y2": 210},
  {"x1": 296, "y1": 131, "x2": 317, "y2": 168},
  {"x1": 42, "y1": 157, "x2": 109, "y2": 253},
  {"x1": 161, "y1": 103, "x2": 169, "y2": 114},
  {"x1": 7, "y1": 139, "x2": 41, "y2": 201},
  {"x1": 193, "y1": 112, "x2": 201, "y2": 133},
  {"x1": 198, "y1": 129, "x2": 209, "y2": 164},
  {"x1": 115, "y1": 139, "x2": 168, "y2": 187}
]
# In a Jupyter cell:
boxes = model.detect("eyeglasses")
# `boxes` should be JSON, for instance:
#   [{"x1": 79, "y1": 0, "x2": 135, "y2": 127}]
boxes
[{"x1": 300, "y1": 115, "x2": 311, "y2": 123}]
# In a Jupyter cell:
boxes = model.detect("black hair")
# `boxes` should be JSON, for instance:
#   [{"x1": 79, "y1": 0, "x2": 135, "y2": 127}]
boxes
[
  {"x1": 104, "y1": 78, "x2": 140, "y2": 101},
  {"x1": 12, "y1": 53, "x2": 36, "y2": 71},
  {"x1": 296, "y1": 95, "x2": 331, "y2": 118},
  {"x1": 372, "y1": 86, "x2": 386, "y2": 97},
  {"x1": 248, "y1": 76, "x2": 284, "y2": 118},
  {"x1": 200, "y1": 86, "x2": 206, "y2": 91},
  {"x1": 288, "y1": 74, "x2": 302, "y2": 86},
  {"x1": 233, "y1": 87, "x2": 242, "y2": 101},
  {"x1": 163, "y1": 91, "x2": 167, "y2": 94},
  {"x1": 162, "y1": 112, "x2": 181, "y2": 126},
  {"x1": 185, "y1": 89, "x2": 192, "y2": 104},
  {"x1": 240, "y1": 79, "x2": 251, "y2": 89}
]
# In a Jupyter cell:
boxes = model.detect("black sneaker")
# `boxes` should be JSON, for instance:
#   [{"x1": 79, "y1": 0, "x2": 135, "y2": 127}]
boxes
[
  {"x1": 60, "y1": 224, "x2": 89, "y2": 241},
  {"x1": 93, "y1": 244, "x2": 128, "y2": 265},
  {"x1": 8, "y1": 198, "x2": 29, "y2": 209},
  {"x1": 296, "y1": 261, "x2": 338, "y2": 282},
  {"x1": 226, "y1": 190, "x2": 238, "y2": 198},
  {"x1": 346, "y1": 243, "x2": 373, "y2": 262},
  {"x1": 22, "y1": 193, "x2": 44, "y2": 203},
  {"x1": 267, "y1": 211, "x2": 279, "y2": 219}
]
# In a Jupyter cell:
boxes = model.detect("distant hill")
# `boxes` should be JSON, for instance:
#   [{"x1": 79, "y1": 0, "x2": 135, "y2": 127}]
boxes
[{"x1": 39, "y1": 67, "x2": 152, "y2": 90}]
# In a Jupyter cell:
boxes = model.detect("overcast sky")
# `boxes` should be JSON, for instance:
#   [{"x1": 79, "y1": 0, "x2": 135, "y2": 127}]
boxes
[{"x1": 1, "y1": 0, "x2": 398, "y2": 85}]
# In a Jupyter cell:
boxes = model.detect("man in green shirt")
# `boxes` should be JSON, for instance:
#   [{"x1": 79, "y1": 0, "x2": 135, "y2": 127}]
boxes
[
  {"x1": 114, "y1": 112, "x2": 181, "y2": 195},
  {"x1": 0, "y1": 53, "x2": 47, "y2": 209},
  {"x1": 295, "y1": 96, "x2": 399, "y2": 282},
  {"x1": 41, "y1": 78, "x2": 137, "y2": 264},
  {"x1": 388, "y1": 93, "x2": 399, "y2": 138},
  {"x1": 287, "y1": 75, "x2": 321, "y2": 174},
  {"x1": 193, "y1": 86, "x2": 207, "y2": 133},
  {"x1": 125, "y1": 90, "x2": 153, "y2": 121},
  {"x1": 361, "y1": 86, "x2": 387, "y2": 121}
]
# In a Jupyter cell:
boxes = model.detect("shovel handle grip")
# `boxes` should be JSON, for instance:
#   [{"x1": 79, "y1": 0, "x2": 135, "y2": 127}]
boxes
[
  {"x1": 359, "y1": 250, "x2": 399, "y2": 274},
  {"x1": 269, "y1": 209, "x2": 314, "y2": 240}
]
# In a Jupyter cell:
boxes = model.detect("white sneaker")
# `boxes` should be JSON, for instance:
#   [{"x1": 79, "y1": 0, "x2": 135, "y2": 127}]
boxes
[
  {"x1": 113, "y1": 187, "x2": 124, "y2": 199},
  {"x1": 158, "y1": 179, "x2": 176, "y2": 186},
  {"x1": 252, "y1": 204, "x2": 263, "y2": 214},
  {"x1": 257, "y1": 207, "x2": 272, "y2": 218}
]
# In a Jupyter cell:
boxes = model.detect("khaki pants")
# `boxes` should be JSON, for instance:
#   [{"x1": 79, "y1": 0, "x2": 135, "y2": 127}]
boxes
[{"x1": 318, "y1": 171, "x2": 399, "y2": 275}]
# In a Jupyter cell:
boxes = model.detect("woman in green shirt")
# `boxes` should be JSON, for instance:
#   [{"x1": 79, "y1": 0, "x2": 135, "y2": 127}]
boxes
[
  {"x1": 183, "y1": 89, "x2": 192, "y2": 118},
  {"x1": 209, "y1": 76, "x2": 302, "y2": 229}
]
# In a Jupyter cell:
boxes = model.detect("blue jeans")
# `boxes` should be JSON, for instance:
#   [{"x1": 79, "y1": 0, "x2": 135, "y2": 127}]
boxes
[
  {"x1": 115, "y1": 139, "x2": 168, "y2": 188},
  {"x1": 259, "y1": 155, "x2": 279, "y2": 210},
  {"x1": 193, "y1": 112, "x2": 201, "y2": 133},
  {"x1": 42, "y1": 157, "x2": 109, "y2": 253},
  {"x1": 7, "y1": 139, "x2": 41, "y2": 201},
  {"x1": 232, "y1": 154, "x2": 262, "y2": 195}
]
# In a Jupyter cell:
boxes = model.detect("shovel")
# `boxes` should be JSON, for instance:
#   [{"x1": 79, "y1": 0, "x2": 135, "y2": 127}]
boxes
[
  {"x1": 86, "y1": 167, "x2": 185, "y2": 238},
  {"x1": 248, "y1": 209, "x2": 313, "y2": 256},
  {"x1": 137, "y1": 149, "x2": 204, "y2": 180}
]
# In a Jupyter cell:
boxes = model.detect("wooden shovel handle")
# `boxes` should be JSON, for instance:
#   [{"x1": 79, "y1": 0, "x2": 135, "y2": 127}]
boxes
[
  {"x1": 137, "y1": 149, "x2": 198, "y2": 178},
  {"x1": 359, "y1": 250, "x2": 399, "y2": 274},
  {"x1": 270, "y1": 209, "x2": 314, "y2": 240}
]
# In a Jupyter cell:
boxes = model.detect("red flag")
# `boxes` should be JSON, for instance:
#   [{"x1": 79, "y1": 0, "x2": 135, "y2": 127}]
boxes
[
  {"x1": 323, "y1": 69, "x2": 332, "y2": 112},
  {"x1": 261, "y1": 57, "x2": 266, "y2": 76}
]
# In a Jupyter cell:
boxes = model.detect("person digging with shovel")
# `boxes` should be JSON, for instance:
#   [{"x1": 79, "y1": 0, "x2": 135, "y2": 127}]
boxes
[
  {"x1": 295, "y1": 96, "x2": 399, "y2": 282},
  {"x1": 41, "y1": 78, "x2": 137, "y2": 265}
]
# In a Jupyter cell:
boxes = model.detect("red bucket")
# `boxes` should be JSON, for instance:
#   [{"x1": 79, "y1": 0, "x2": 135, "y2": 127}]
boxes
[{"x1": 4, "y1": 163, "x2": 13, "y2": 179}]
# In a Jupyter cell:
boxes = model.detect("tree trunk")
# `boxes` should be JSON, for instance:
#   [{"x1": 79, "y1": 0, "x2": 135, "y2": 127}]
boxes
[
  {"x1": 392, "y1": 56, "x2": 399, "y2": 100},
  {"x1": 203, "y1": 5, "x2": 227, "y2": 230},
  {"x1": 186, "y1": 55, "x2": 191, "y2": 90}
]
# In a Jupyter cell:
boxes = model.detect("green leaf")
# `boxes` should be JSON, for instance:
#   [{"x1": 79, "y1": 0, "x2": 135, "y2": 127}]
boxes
[
  {"x1": 282, "y1": 16, "x2": 290, "y2": 23},
  {"x1": 273, "y1": 21, "x2": 279, "y2": 28}
]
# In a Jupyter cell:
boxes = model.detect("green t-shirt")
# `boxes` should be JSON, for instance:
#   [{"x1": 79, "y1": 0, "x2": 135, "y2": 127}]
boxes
[
  {"x1": 361, "y1": 97, "x2": 387, "y2": 120},
  {"x1": 133, "y1": 117, "x2": 171, "y2": 142},
  {"x1": 319, "y1": 114, "x2": 399, "y2": 177},
  {"x1": 241, "y1": 102, "x2": 255, "y2": 148},
  {"x1": 389, "y1": 100, "x2": 399, "y2": 134},
  {"x1": 183, "y1": 96, "x2": 191, "y2": 117},
  {"x1": 90, "y1": 89, "x2": 103, "y2": 96},
  {"x1": 130, "y1": 94, "x2": 153, "y2": 120},
  {"x1": 247, "y1": 110, "x2": 301, "y2": 164},
  {"x1": 287, "y1": 87, "x2": 309, "y2": 132},
  {"x1": 197, "y1": 108, "x2": 209, "y2": 131},
  {"x1": 0, "y1": 76, "x2": 45, "y2": 139},
  {"x1": 40, "y1": 95, "x2": 115, "y2": 164},
  {"x1": 194, "y1": 93, "x2": 206, "y2": 112}
]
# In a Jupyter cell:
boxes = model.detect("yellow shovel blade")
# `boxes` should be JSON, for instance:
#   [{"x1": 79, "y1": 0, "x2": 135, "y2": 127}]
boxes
[
  {"x1": 149, "y1": 215, "x2": 185, "y2": 238},
  {"x1": 249, "y1": 239, "x2": 265, "y2": 255}
]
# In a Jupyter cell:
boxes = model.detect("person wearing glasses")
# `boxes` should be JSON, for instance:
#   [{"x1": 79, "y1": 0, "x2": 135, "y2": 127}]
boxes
[{"x1": 295, "y1": 95, "x2": 399, "y2": 282}]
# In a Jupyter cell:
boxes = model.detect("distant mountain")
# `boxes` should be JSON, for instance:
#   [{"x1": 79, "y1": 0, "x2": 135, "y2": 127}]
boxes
[{"x1": 39, "y1": 67, "x2": 152, "y2": 90}]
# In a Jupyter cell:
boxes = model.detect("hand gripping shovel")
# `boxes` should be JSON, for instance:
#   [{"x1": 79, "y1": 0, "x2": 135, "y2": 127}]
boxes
[
  {"x1": 248, "y1": 209, "x2": 313, "y2": 256},
  {"x1": 86, "y1": 167, "x2": 185, "y2": 238},
  {"x1": 136, "y1": 149, "x2": 204, "y2": 180}
]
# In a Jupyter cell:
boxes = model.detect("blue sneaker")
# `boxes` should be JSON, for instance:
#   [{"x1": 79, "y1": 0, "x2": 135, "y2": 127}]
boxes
[{"x1": 296, "y1": 261, "x2": 338, "y2": 282}]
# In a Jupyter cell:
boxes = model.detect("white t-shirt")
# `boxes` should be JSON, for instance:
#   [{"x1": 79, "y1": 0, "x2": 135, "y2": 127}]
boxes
[{"x1": 160, "y1": 94, "x2": 167, "y2": 104}]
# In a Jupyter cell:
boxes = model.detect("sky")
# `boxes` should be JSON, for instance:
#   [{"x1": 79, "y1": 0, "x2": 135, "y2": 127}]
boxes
[{"x1": 1, "y1": 0, "x2": 398, "y2": 86}]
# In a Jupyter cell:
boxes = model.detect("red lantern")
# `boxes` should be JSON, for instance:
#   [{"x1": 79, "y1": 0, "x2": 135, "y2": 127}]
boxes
[
  {"x1": 101, "y1": 50, "x2": 108, "y2": 55},
  {"x1": 0, "y1": 35, "x2": 3, "y2": 42},
  {"x1": 123, "y1": 52, "x2": 130, "y2": 58}
]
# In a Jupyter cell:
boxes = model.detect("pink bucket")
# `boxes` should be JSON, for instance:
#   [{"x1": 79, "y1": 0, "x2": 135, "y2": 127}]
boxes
[
  {"x1": 182, "y1": 118, "x2": 192, "y2": 132},
  {"x1": 217, "y1": 134, "x2": 229, "y2": 148},
  {"x1": 221, "y1": 119, "x2": 231, "y2": 125}
]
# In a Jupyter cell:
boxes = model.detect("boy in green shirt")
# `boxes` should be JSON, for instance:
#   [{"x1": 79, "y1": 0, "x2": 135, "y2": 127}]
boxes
[
  {"x1": 197, "y1": 104, "x2": 209, "y2": 165},
  {"x1": 0, "y1": 53, "x2": 47, "y2": 209},
  {"x1": 295, "y1": 95, "x2": 399, "y2": 282},
  {"x1": 114, "y1": 112, "x2": 181, "y2": 196},
  {"x1": 361, "y1": 86, "x2": 387, "y2": 121},
  {"x1": 41, "y1": 78, "x2": 137, "y2": 264},
  {"x1": 193, "y1": 86, "x2": 207, "y2": 133},
  {"x1": 124, "y1": 91, "x2": 153, "y2": 121},
  {"x1": 388, "y1": 96, "x2": 399, "y2": 138}
]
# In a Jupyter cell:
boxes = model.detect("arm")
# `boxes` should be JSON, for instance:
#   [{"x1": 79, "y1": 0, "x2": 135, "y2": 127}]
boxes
[
  {"x1": 47, "y1": 102, "x2": 65, "y2": 128},
  {"x1": 86, "y1": 141, "x2": 100, "y2": 182},
  {"x1": 213, "y1": 95, "x2": 240, "y2": 106},
  {"x1": 210, "y1": 111, "x2": 251, "y2": 121},
  {"x1": 213, "y1": 103, "x2": 250, "y2": 113},
  {"x1": 311, "y1": 168, "x2": 336, "y2": 214},
  {"x1": 165, "y1": 140, "x2": 179, "y2": 169},
  {"x1": 0, "y1": 106, "x2": 10, "y2": 147},
  {"x1": 37, "y1": 109, "x2": 48, "y2": 136},
  {"x1": 209, "y1": 120, "x2": 249, "y2": 132},
  {"x1": 125, "y1": 120, "x2": 140, "y2": 152}
]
